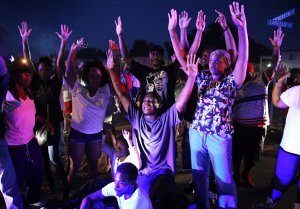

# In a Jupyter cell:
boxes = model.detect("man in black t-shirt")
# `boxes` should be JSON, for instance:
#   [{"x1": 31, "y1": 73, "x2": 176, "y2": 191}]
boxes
[{"x1": 115, "y1": 17, "x2": 179, "y2": 112}]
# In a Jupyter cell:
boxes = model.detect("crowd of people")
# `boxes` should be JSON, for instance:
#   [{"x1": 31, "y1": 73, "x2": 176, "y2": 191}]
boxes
[{"x1": 0, "y1": 2, "x2": 299, "y2": 209}]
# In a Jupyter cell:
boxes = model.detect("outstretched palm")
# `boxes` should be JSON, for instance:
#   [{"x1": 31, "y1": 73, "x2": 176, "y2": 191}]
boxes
[
  {"x1": 56, "y1": 24, "x2": 72, "y2": 42},
  {"x1": 183, "y1": 54, "x2": 199, "y2": 77},
  {"x1": 115, "y1": 16, "x2": 123, "y2": 36},
  {"x1": 18, "y1": 21, "x2": 32, "y2": 41},
  {"x1": 168, "y1": 9, "x2": 177, "y2": 31},
  {"x1": 196, "y1": 10, "x2": 206, "y2": 31},
  {"x1": 269, "y1": 28, "x2": 285, "y2": 48},
  {"x1": 229, "y1": 2, "x2": 246, "y2": 28},
  {"x1": 179, "y1": 11, "x2": 191, "y2": 29}
]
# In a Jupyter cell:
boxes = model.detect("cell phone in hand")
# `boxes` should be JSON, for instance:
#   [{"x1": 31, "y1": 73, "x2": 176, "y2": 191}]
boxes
[{"x1": 75, "y1": 39, "x2": 88, "y2": 48}]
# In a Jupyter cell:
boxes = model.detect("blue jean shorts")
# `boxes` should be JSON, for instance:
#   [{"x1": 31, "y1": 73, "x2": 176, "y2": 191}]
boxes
[{"x1": 68, "y1": 128, "x2": 102, "y2": 144}]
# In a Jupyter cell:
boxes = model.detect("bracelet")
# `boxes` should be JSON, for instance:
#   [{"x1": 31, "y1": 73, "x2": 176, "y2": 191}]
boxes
[{"x1": 223, "y1": 26, "x2": 229, "y2": 32}]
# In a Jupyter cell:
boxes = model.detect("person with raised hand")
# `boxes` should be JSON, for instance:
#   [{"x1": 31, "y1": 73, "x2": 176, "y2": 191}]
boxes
[
  {"x1": 17, "y1": 21, "x2": 69, "y2": 198},
  {"x1": 56, "y1": 24, "x2": 73, "y2": 77},
  {"x1": 107, "y1": 47, "x2": 199, "y2": 208},
  {"x1": 168, "y1": 9, "x2": 206, "y2": 69},
  {"x1": 253, "y1": 65, "x2": 300, "y2": 209},
  {"x1": 179, "y1": 10, "x2": 192, "y2": 53},
  {"x1": 215, "y1": 9, "x2": 238, "y2": 62},
  {"x1": 232, "y1": 28, "x2": 284, "y2": 188},
  {"x1": 4, "y1": 58, "x2": 44, "y2": 208},
  {"x1": 115, "y1": 16, "x2": 181, "y2": 112},
  {"x1": 64, "y1": 37, "x2": 110, "y2": 198},
  {"x1": 169, "y1": 2, "x2": 248, "y2": 208},
  {"x1": 18, "y1": 21, "x2": 34, "y2": 72}
]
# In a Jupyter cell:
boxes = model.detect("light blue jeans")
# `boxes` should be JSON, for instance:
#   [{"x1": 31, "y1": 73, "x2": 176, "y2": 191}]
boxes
[
  {"x1": 0, "y1": 139, "x2": 23, "y2": 209},
  {"x1": 189, "y1": 128, "x2": 237, "y2": 209}
]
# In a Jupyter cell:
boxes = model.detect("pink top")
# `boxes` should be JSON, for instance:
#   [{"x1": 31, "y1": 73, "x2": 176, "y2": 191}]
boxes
[{"x1": 5, "y1": 90, "x2": 36, "y2": 145}]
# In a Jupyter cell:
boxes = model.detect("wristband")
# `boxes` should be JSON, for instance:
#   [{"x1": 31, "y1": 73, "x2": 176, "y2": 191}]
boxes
[{"x1": 223, "y1": 26, "x2": 229, "y2": 32}]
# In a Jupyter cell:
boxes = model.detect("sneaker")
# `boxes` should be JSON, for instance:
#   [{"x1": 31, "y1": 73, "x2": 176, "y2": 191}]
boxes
[
  {"x1": 208, "y1": 191, "x2": 217, "y2": 205},
  {"x1": 252, "y1": 201, "x2": 277, "y2": 209},
  {"x1": 31, "y1": 199, "x2": 48, "y2": 207},
  {"x1": 241, "y1": 173, "x2": 255, "y2": 187}
]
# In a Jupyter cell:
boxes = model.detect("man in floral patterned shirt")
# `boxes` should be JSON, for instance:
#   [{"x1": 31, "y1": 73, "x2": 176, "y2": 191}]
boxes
[{"x1": 168, "y1": 2, "x2": 249, "y2": 209}]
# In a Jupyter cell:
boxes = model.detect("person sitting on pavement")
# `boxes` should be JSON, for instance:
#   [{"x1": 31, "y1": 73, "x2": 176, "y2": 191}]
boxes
[{"x1": 80, "y1": 162, "x2": 153, "y2": 209}]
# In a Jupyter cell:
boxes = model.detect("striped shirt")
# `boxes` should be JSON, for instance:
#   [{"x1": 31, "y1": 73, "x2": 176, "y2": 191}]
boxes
[{"x1": 233, "y1": 71, "x2": 271, "y2": 126}]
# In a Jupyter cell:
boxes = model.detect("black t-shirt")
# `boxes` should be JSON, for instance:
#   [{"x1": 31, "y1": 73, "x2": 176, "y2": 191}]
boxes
[
  {"x1": 31, "y1": 73, "x2": 63, "y2": 126},
  {"x1": 129, "y1": 60, "x2": 179, "y2": 112},
  {"x1": 0, "y1": 72, "x2": 9, "y2": 139}
]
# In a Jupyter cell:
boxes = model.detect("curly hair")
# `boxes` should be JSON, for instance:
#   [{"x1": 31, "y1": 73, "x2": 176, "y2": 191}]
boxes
[{"x1": 81, "y1": 60, "x2": 108, "y2": 87}]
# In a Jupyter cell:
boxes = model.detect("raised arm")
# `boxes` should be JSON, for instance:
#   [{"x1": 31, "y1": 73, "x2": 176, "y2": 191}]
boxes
[
  {"x1": 66, "y1": 38, "x2": 84, "y2": 89},
  {"x1": 106, "y1": 49, "x2": 130, "y2": 113},
  {"x1": 179, "y1": 11, "x2": 191, "y2": 53},
  {"x1": 272, "y1": 64, "x2": 289, "y2": 108},
  {"x1": 115, "y1": 16, "x2": 132, "y2": 67},
  {"x1": 168, "y1": 9, "x2": 187, "y2": 69},
  {"x1": 229, "y1": 2, "x2": 249, "y2": 86},
  {"x1": 266, "y1": 28, "x2": 285, "y2": 80},
  {"x1": 18, "y1": 21, "x2": 35, "y2": 74},
  {"x1": 215, "y1": 10, "x2": 237, "y2": 63},
  {"x1": 175, "y1": 54, "x2": 199, "y2": 113},
  {"x1": 56, "y1": 24, "x2": 72, "y2": 82},
  {"x1": 80, "y1": 189, "x2": 105, "y2": 209},
  {"x1": 188, "y1": 10, "x2": 206, "y2": 55},
  {"x1": 122, "y1": 129, "x2": 142, "y2": 170}
]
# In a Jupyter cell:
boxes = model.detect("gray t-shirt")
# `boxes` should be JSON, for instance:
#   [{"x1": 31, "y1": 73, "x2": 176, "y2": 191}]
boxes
[{"x1": 126, "y1": 102, "x2": 181, "y2": 174}]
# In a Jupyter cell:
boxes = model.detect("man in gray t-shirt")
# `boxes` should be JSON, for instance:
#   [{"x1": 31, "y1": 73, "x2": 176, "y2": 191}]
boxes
[{"x1": 107, "y1": 51, "x2": 199, "y2": 209}]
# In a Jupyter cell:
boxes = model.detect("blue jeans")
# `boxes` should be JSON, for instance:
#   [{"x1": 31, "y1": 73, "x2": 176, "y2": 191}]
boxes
[
  {"x1": 0, "y1": 139, "x2": 23, "y2": 209},
  {"x1": 270, "y1": 147, "x2": 300, "y2": 203},
  {"x1": 189, "y1": 128, "x2": 237, "y2": 209}
]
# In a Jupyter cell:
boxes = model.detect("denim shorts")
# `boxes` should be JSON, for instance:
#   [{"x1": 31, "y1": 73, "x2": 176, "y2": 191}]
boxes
[{"x1": 68, "y1": 128, "x2": 102, "y2": 144}]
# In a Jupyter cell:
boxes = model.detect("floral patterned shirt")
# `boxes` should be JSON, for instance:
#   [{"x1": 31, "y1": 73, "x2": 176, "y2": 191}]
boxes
[{"x1": 190, "y1": 71, "x2": 239, "y2": 138}]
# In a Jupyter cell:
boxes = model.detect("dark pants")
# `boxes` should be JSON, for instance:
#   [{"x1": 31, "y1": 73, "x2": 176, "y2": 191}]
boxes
[
  {"x1": 42, "y1": 121, "x2": 67, "y2": 190},
  {"x1": 8, "y1": 139, "x2": 44, "y2": 205},
  {"x1": 270, "y1": 147, "x2": 300, "y2": 203},
  {"x1": 137, "y1": 169, "x2": 175, "y2": 209},
  {"x1": 232, "y1": 123, "x2": 266, "y2": 174}
]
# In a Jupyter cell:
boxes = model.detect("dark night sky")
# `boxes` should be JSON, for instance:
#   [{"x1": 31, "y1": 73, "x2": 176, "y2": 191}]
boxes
[{"x1": 0, "y1": 0, "x2": 299, "y2": 61}]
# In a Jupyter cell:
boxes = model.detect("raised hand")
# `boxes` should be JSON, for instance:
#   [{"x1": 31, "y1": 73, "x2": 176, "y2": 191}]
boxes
[
  {"x1": 269, "y1": 28, "x2": 285, "y2": 48},
  {"x1": 275, "y1": 64, "x2": 289, "y2": 82},
  {"x1": 182, "y1": 54, "x2": 200, "y2": 77},
  {"x1": 56, "y1": 24, "x2": 72, "y2": 42},
  {"x1": 229, "y1": 2, "x2": 246, "y2": 28},
  {"x1": 195, "y1": 10, "x2": 206, "y2": 32},
  {"x1": 106, "y1": 49, "x2": 114, "y2": 70},
  {"x1": 115, "y1": 16, "x2": 123, "y2": 36},
  {"x1": 179, "y1": 11, "x2": 191, "y2": 29},
  {"x1": 168, "y1": 9, "x2": 178, "y2": 32},
  {"x1": 18, "y1": 21, "x2": 32, "y2": 41},
  {"x1": 70, "y1": 38, "x2": 85, "y2": 51},
  {"x1": 215, "y1": 10, "x2": 228, "y2": 30},
  {"x1": 108, "y1": 40, "x2": 119, "y2": 52},
  {"x1": 122, "y1": 129, "x2": 133, "y2": 146}
]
